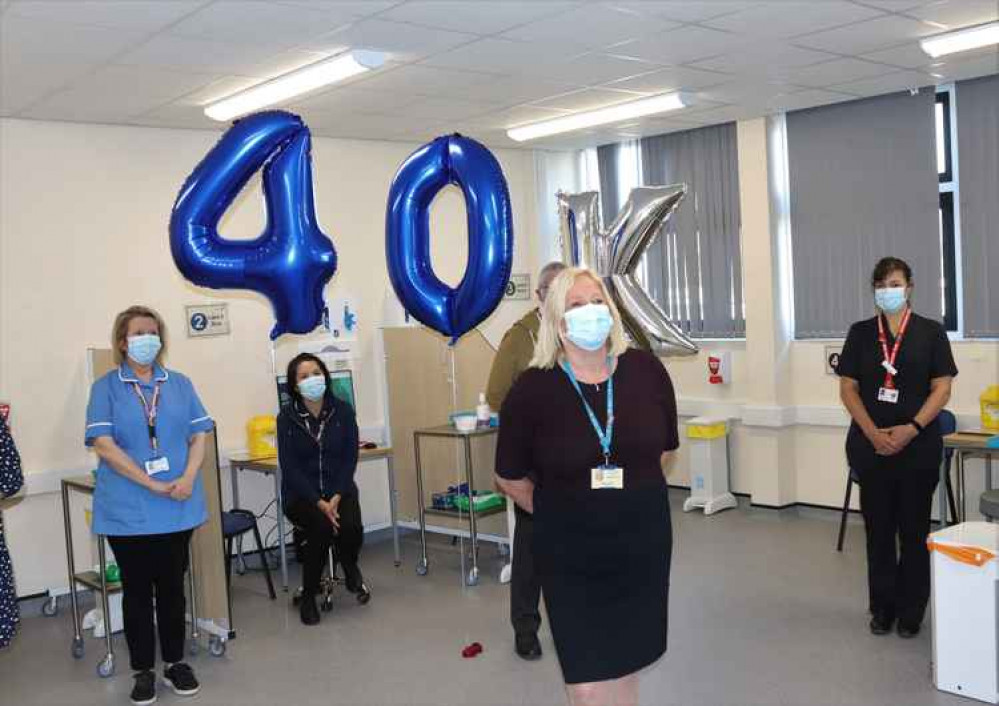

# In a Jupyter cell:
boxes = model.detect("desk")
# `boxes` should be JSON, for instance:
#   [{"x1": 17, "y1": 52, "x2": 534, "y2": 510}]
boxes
[
  {"x1": 227, "y1": 446, "x2": 399, "y2": 592},
  {"x1": 942, "y1": 432, "x2": 996, "y2": 524},
  {"x1": 413, "y1": 425, "x2": 499, "y2": 587}
]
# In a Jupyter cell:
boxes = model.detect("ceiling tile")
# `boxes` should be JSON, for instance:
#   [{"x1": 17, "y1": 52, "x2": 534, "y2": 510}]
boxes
[
  {"x1": 704, "y1": 2, "x2": 884, "y2": 39},
  {"x1": 350, "y1": 64, "x2": 498, "y2": 97},
  {"x1": 690, "y1": 43, "x2": 838, "y2": 79},
  {"x1": 528, "y1": 87, "x2": 646, "y2": 112},
  {"x1": 165, "y1": 1, "x2": 356, "y2": 48},
  {"x1": 422, "y1": 38, "x2": 564, "y2": 74},
  {"x1": 861, "y1": 42, "x2": 938, "y2": 68},
  {"x1": 457, "y1": 75, "x2": 587, "y2": 105},
  {"x1": 21, "y1": 65, "x2": 220, "y2": 121},
  {"x1": 172, "y1": 76, "x2": 264, "y2": 106},
  {"x1": 133, "y1": 103, "x2": 223, "y2": 131},
  {"x1": 379, "y1": 1, "x2": 572, "y2": 35},
  {"x1": 290, "y1": 85, "x2": 426, "y2": 114},
  {"x1": 602, "y1": 65, "x2": 731, "y2": 93},
  {"x1": 536, "y1": 51, "x2": 660, "y2": 85},
  {"x1": 305, "y1": 17, "x2": 478, "y2": 60},
  {"x1": 783, "y1": 57, "x2": 901, "y2": 87},
  {"x1": 502, "y1": 4, "x2": 679, "y2": 51},
  {"x1": 794, "y1": 14, "x2": 943, "y2": 55},
  {"x1": 770, "y1": 87, "x2": 860, "y2": 112},
  {"x1": 605, "y1": 2, "x2": 759, "y2": 24},
  {"x1": 698, "y1": 80, "x2": 801, "y2": 105},
  {"x1": 608, "y1": 26, "x2": 747, "y2": 65},
  {"x1": 398, "y1": 96, "x2": 498, "y2": 121},
  {"x1": 852, "y1": 1, "x2": 925, "y2": 10},
  {"x1": 901, "y1": 0, "x2": 999, "y2": 30},
  {"x1": 829, "y1": 68, "x2": 936, "y2": 96},
  {"x1": 465, "y1": 105, "x2": 574, "y2": 130},
  {"x1": 272, "y1": 1, "x2": 400, "y2": 16},
  {"x1": 116, "y1": 36, "x2": 328, "y2": 79},
  {"x1": 924, "y1": 52, "x2": 999, "y2": 82},
  {"x1": 5, "y1": 0, "x2": 209, "y2": 32}
]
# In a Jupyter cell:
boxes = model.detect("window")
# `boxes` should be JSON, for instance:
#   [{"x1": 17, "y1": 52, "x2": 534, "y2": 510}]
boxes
[{"x1": 936, "y1": 88, "x2": 958, "y2": 332}]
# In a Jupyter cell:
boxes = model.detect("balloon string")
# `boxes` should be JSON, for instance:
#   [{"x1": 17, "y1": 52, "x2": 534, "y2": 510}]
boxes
[{"x1": 449, "y1": 345, "x2": 470, "y2": 606}]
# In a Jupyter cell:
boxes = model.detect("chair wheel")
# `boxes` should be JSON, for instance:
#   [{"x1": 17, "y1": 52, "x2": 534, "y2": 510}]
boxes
[{"x1": 321, "y1": 596, "x2": 334, "y2": 612}]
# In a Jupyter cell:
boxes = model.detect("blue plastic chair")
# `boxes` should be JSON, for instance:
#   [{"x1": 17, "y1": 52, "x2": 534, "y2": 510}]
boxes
[
  {"x1": 836, "y1": 409, "x2": 958, "y2": 551},
  {"x1": 223, "y1": 509, "x2": 276, "y2": 600}
]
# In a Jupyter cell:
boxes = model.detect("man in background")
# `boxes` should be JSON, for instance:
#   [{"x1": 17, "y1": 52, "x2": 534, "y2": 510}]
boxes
[{"x1": 487, "y1": 261, "x2": 565, "y2": 661}]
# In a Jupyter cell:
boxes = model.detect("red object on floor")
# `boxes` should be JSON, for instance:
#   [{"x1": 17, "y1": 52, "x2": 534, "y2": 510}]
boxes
[{"x1": 461, "y1": 642, "x2": 483, "y2": 658}]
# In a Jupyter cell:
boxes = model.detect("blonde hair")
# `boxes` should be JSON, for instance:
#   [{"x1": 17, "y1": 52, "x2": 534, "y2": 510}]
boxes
[
  {"x1": 112, "y1": 305, "x2": 167, "y2": 366},
  {"x1": 530, "y1": 267, "x2": 629, "y2": 369}
]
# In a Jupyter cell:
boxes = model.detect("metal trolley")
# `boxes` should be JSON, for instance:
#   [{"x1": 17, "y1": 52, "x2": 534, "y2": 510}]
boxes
[{"x1": 60, "y1": 475, "x2": 202, "y2": 678}]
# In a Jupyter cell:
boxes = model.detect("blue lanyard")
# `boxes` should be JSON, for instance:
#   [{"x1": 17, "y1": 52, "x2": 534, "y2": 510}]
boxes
[{"x1": 561, "y1": 360, "x2": 614, "y2": 466}]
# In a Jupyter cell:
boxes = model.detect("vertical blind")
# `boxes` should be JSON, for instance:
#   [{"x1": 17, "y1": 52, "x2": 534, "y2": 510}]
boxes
[
  {"x1": 638, "y1": 122, "x2": 744, "y2": 338},
  {"x1": 787, "y1": 90, "x2": 941, "y2": 338},
  {"x1": 956, "y1": 74, "x2": 999, "y2": 338},
  {"x1": 596, "y1": 143, "x2": 621, "y2": 227}
]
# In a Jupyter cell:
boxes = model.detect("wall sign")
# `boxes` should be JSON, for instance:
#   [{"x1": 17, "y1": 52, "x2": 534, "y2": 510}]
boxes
[
  {"x1": 504, "y1": 273, "x2": 530, "y2": 301},
  {"x1": 186, "y1": 304, "x2": 230, "y2": 338}
]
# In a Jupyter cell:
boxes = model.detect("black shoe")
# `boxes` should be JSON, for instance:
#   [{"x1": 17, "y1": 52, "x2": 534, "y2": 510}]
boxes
[
  {"x1": 163, "y1": 663, "x2": 200, "y2": 697},
  {"x1": 130, "y1": 671, "x2": 157, "y2": 706},
  {"x1": 343, "y1": 565, "x2": 364, "y2": 593},
  {"x1": 300, "y1": 593, "x2": 321, "y2": 625},
  {"x1": 897, "y1": 621, "x2": 921, "y2": 639},
  {"x1": 869, "y1": 612, "x2": 894, "y2": 636},
  {"x1": 515, "y1": 633, "x2": 542, "y2": 660}
]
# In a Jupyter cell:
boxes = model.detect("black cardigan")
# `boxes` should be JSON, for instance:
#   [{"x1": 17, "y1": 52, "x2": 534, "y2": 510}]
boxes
[{"x1": 277, "y1": 395, "x2": 359, "y2": 505}]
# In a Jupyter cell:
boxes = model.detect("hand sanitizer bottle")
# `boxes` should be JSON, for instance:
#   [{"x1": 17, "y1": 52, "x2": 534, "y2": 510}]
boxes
[{"x1": 476, "y1": 393, "x2": 491, "y2": 426}]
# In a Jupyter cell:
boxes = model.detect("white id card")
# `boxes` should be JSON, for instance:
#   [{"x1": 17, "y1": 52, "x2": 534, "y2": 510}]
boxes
[
  {"x1": 591, "y1": 465, "x2": 624, "y2": 490},
  {"x1": 877, "y1": 387, "x2": 900, "y2": 404},
  {"x1": 145, "y1": 456, "x2": 170, "y2": 475}
]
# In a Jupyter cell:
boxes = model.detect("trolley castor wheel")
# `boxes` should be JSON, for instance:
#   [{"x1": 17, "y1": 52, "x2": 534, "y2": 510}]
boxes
[
  {"x1": 321, "y1": 595, "x2": 334, "y2": 612},
  {"x1": 71, "y1": 637, "x2": 85, "y2": 659},
  {"x1": 97, "y1": 654, "x2": 115, "y2": 678},
  {"x1": 42, "y1": 596, "x2": 59, "y2": 617},
  {"x1": 187, "y1": 638, "x2": 200, "y2": 657},
  {"x1": 466, "y1": 567, "x2": 480, "y2": 586},
  {"x1": 209, "y1": 636, "x2": 226, "y2": 657},
  {"x1": 415, "y1": 559, "x2": 428, "y2": 576}
]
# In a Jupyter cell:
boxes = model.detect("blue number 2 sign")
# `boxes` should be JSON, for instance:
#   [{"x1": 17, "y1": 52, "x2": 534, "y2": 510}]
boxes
[{"x1": 170, "y1": 111, "x2": 337, "y2": 340}]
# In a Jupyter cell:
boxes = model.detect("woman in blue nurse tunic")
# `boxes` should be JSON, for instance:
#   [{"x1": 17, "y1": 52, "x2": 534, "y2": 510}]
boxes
[{"x1": 85, "y1": 306, "x2": 213, "y2": 706}]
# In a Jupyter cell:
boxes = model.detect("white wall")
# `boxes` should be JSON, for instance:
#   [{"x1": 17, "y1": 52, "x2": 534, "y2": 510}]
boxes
[{"x1": 0, "y1": 117, "x2": 540, "y2": 594}]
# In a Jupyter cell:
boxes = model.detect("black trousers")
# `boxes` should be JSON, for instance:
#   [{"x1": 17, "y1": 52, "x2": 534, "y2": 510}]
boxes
[
  {"x1": 859, "y1": 464, "x2": 938, "y2": 626},
  {"x1": 107, "y1": 530, "x2": 192, "y2": 672},
  {"x1": 284, "y1": 494, "x2": 363, "y2": 595},
  {"x1": 511, "y1": 505, "x2": 542, "y2": 636}
]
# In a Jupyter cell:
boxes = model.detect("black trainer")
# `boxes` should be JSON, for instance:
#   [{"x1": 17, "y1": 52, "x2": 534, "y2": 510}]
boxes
[
  {"x1": 515, "y1": 632, "x2": 543, "y2": 660},
  {"x1": 130, "y1": 670, "x2": 157, "y2": 706},
  {"x1": 300, "y1": 593, "x2": 321, "y2": 625},
  {"x1": 869, "y1": 612, "x2": 894, "y2": 636},
  {"x1": 163, "y1": 663, "x2": 201, "y2": 697},
  {"x1": 897, "y1": 621, "x2": 921, "y2": 639}
]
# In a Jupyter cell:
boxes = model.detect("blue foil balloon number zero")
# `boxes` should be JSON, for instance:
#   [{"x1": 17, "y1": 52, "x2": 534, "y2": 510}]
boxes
[
  {"x1": 385, "y1": 134, "x2": 514, "y2": 343},
  {"x1": 170, "y1": 111, "x2": 337, "y2": 340}
]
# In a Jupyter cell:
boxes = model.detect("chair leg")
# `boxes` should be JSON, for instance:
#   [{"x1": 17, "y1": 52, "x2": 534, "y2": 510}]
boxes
[
  {"x1": 945, "y1": 469, "x2": 958, "y2": 526},
  {"x1": 251, "y1": 521, "x2": 277, "y2": 600},
  {"x1": 837, "y1": 477, "x2": 853, "y2": 552},
  {"x1": 224, "y1": 537, "x2": 234, "y2": 591}
]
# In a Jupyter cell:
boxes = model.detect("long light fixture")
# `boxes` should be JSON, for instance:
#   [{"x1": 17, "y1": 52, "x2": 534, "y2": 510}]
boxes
[
  {"x1": 205, "y1": 49, "x2": 385, "y2": 121},
  {"x1": 507, "y1": 92, "x2": 691, "y2": 142},
  {"x1": 920, "y1": 21, "x2": 999, "y2": 58}
]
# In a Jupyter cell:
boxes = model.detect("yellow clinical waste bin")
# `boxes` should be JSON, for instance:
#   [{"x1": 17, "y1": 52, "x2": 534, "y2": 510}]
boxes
[{"x1": 682, "y1": 416, "x2": 737, "y2": 516}]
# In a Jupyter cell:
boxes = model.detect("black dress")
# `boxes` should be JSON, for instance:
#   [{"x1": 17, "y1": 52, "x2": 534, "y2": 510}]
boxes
[
  {"x1": 496, "y1": 349, "x2": 678, "y2": 684},
  {"x1": 0, "y1": 417, "x2": 23, "y2": 650}
]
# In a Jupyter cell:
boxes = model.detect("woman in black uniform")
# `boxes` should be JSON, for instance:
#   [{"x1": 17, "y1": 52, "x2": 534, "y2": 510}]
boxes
[
  {"x1": 495, "y1": 267, "x2": 678, "y2": 706},
  {"x1": 838, "y1": 257, "x2": 957, "y2": 638}
]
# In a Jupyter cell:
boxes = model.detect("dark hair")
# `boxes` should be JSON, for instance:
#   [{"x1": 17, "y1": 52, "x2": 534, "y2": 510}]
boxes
[
  {"x1": 285, "y1": 353, "x2": 331, "y2": 408},
  {"x1": 870, "y1": 257, "x2": 913, "y2": 289}
]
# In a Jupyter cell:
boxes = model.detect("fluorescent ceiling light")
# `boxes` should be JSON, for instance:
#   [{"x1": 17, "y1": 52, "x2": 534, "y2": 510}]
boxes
[
  {"x1": 506, "y1": 92, "x2": 691, "y2": 142},
  {"x1": 920, "y1": 21, "x2": 999, "y2": 58},
  {"x1": 205, "y1": 50, "x2": 385, "y2": 121}
]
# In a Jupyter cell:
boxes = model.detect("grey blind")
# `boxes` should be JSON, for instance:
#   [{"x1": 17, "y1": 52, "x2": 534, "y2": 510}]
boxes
[
  {"x1": 596, "y1": 143, "x2": 621, "y2": 226},
  {"x1": 639, "y1": 122, "x2": 744, "y2": 338},
  {"x1": 787, "y1": 90, "x2": 941, "y2": 338},
  {"x1": 956, "y1": 74, "x2": 999, "y2": 338}
]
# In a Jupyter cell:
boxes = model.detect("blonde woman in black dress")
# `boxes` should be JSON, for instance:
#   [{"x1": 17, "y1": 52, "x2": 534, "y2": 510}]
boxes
[{"x1": 496, "y1": 267, "x2": 679, "y2": 706}]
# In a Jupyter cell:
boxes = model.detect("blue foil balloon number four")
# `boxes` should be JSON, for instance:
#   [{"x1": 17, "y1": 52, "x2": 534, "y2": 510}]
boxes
[
  {"x1": 386, "y1": 135, "x2": 514, "y2": 344},
  {"x1": 170, "y1": 111, "x2": 337, "y2": 340}
]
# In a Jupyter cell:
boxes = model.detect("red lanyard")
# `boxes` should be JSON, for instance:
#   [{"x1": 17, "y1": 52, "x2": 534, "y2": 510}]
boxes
[
  {"x1": 876, "y1": 307, "x2": 911, "y2": 389},
  {"x1": 131, "y1": 382, "x2": 162, "y2": 452}
]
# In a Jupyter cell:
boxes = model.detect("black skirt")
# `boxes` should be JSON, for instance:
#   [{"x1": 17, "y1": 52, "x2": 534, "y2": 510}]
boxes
[{"x1": 533, "y1": 484, "x2": 672, "y2": 684}]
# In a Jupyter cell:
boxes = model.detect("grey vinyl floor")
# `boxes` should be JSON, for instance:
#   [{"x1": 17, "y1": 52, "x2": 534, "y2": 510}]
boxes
[{"x1": 0, "y1": 494, "x2": 970, "y2": 706}]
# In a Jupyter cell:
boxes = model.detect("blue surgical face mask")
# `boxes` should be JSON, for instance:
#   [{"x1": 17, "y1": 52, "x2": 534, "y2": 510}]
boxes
[
  {"x1": 564, "y1": 303, "x2": 613, "y2": 351},
  {"x1": 127, "y1": 334, "x2": 161, "y2": 366},
  {"x1": 875, "y1": 287, "x2": 908, "y2": 314},
  {"x1": 297, "y1": 375, "x2": 327, "y2": 402}
]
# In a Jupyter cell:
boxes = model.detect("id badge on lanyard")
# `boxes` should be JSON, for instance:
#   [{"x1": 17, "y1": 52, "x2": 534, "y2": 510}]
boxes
[
  {"x1": 877, "y1": 308, "x2": 910, "y2": 405},
  {"x1": 132, "y1": 382, "x2": 170, "y2": 475},
  {"x1": 561, "y1": 361, "x2": 624, "y2": 490}
]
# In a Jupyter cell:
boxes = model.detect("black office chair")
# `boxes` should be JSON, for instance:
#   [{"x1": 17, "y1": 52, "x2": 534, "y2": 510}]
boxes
[
  {"x1": 836, "y1": 409, "x2": 959, "y2": 551},
  {"x1": 222, "y1": 509, "x2": 276, "y2": 600}
]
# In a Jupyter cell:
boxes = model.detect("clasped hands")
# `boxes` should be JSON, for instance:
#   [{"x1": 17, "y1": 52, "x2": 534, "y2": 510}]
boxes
[
  {"x1": 868, "y1": 424, "x2": 918, "y2": 456},
  {"x1": 146, "y1": 474, "x2": 196, "y2": 501},
  {"x1": 318, "y1": 495, "x2": 341, "y2": 531}
]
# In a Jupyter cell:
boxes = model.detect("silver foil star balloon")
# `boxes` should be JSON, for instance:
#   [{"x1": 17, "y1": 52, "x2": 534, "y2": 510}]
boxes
[{"x1": 557, "y1": 185, "x2": 698, "y2": 357}]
